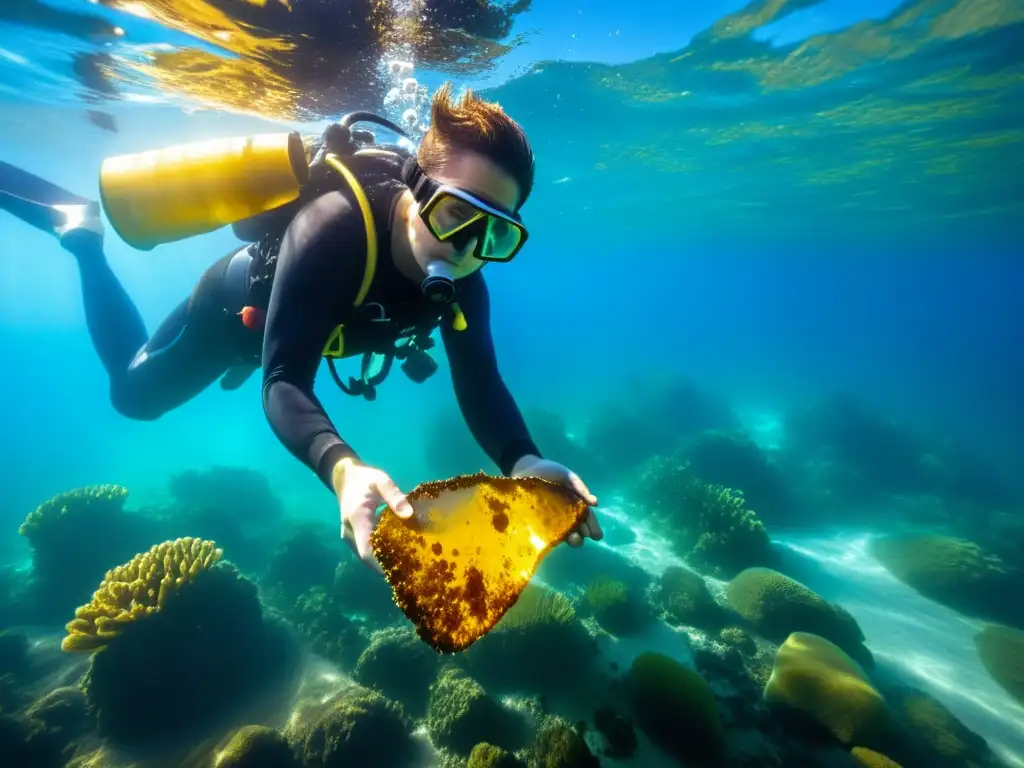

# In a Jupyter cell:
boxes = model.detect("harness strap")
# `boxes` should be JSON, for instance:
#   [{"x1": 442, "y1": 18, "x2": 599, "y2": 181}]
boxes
[{"x1": 324, "y1": 153, "x2": 376, "y2": 308}]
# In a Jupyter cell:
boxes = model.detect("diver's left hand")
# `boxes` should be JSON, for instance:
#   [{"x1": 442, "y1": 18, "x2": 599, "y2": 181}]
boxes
[{"x1": 510, "y1": 455, "x2": 602, "y2": 548}]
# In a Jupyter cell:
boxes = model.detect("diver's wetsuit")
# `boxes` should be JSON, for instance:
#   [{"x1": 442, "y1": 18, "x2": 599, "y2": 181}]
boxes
[{"x1": 52, "y1": 182, "x2": 541, "y2": 491}]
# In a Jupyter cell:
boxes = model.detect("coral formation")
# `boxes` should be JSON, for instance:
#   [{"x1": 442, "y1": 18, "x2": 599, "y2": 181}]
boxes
[
  {"x1": 635, "y1": 458, "x2": 777, "y2": 578},
  {"x1": 461, "y1": 583, "x2": 596, "y2": 697},
  {"x1": 626, "y1": 651, "x2": 724, "y2": 765},
  {"x1": 18, "y1": 484, "x2": 159, "y2": 623},
  {"x1": 726, "y1": 567, "x2": 871, "y2": 666},
  {"x1": 680, "y1": 428, "x2": 794, "y2": 524},
  {"x1": 352, "y1": 626, "x2": 442, "y2": 716},
  {"x1": 650, "y1": 565, "x2": 725, "y2": 630},
  {"x1": 524, "y1": 716, "x2": 600, "y2": 768},
  {"x1": 467, "y1": 742, "x2": 524, "y2": 768},
  {"x1": 76, "y1": 546, "x2": 300, "y2": 752},
  {"x1": 974, "y1": 623, "x2": 1024, "y2": 706},
  {"x1": 425, "y1": 666, "x2": 527, "y2": 755},
  {"x1": 870, "y1": 534, "x2": 1022, "y2": 629},
  {"x1": 369, "y1": 472, "x2": 589, "y2": 653},
  {"x1": 764, "y1": 632, "x2": 888, "y2": 748},
  {"x1": 285, "y1": 684, "x2": 412, "y2": 768},
  {"x1": 213, "y1": 724, "x2": 295, "y2": 768},
  {"x1": 62, "y1": 537, "x2": 223, "y2": 652},
  {"x1": 583, "y1": 576, "x2": 649, "y2": 636}
]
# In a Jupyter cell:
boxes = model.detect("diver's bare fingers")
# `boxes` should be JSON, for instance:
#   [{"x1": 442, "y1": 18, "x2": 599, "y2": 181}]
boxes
[
  {"x1": 568, "y1": 471, "x2": 598, "y2": 507},
  {"x1": 566, "y1": 531, "x2": 583, "y2": 548},
  {"x1": 349, "y1": 509, "x2": 381, "y2": 572},
  {"x1": 584, "y1": 509, "x2": 604, "y2": 541}
]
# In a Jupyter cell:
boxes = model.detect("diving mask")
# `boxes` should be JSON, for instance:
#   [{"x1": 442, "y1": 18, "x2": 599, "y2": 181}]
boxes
[{"x1": 402, "y1": 157, "x2": 528, "y2": 263}]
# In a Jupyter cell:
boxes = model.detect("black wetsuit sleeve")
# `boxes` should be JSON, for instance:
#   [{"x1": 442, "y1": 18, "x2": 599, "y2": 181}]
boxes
[
  {"x1": 441, "y1": 270, "x2": 541, "y2": 475},
  {"x1": 261, "y1": 191, "x2": 366, "y2": 490}
]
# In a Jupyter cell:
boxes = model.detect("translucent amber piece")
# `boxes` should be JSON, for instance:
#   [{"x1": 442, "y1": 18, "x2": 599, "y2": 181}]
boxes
[{"x1": 370, "y1": 472, "x2": 589, "y2": 653}]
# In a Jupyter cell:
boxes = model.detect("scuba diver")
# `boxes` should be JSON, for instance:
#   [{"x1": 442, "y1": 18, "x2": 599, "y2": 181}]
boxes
[{"x1": 0, "y1": 83, "x2": 602, "y2": 572}]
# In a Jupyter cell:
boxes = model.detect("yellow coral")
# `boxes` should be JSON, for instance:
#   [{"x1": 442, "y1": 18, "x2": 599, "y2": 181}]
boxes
[
  {"x1": 764, "y1": 632, "x2": 888, "y2": 746},
  {"x1": 19, "y1": 484, "x2": 128, "y2": 540},
  {"x1": 62, "y1": 537, "x2": 223, "y2": 653}
]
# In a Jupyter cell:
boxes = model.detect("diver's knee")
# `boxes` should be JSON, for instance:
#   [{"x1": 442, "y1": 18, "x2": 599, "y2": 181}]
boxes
[{"x1": 109, "y1": 385, "x2": 166, "y2": 422}]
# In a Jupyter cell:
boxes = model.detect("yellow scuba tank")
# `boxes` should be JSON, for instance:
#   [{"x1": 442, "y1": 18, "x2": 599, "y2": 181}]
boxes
[{"x1": 98, "y1": 131, "x2": 310, "y2": 251}]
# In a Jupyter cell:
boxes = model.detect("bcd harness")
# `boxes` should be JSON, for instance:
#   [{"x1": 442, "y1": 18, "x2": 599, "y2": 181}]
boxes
[{"x1": 238, "y1": 113, "x2": 469, "y2": 401}]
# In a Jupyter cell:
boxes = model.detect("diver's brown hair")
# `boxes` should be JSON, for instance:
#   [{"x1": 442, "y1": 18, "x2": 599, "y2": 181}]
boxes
[{"x1": 417, "y1": 82, "x2": 534, "y2": 210}]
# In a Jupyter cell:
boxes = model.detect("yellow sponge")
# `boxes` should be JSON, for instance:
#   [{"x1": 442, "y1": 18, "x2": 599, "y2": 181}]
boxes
[
  {"x1": 62, "y1": 537, "x2": 222, "y2": 652},
  {"x1": 765, "y1": 631, "x2": 887, "y2": 746}
]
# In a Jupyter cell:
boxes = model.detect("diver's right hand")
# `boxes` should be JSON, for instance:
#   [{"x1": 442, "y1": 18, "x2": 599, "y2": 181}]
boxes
[{"x1": 331, "y1": 457, "x2": 414, "y2": 574}]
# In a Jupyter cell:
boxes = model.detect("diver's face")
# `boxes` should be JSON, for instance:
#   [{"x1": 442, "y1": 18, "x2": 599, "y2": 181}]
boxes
[{"x1": 407, "y1": 150, "x2": 520, "y2": 279}]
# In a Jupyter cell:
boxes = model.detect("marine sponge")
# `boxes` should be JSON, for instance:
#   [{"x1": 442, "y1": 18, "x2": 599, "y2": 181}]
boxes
[
  {"x1": 627, "y1": 651, "x2": 724, "y2": 765},
  {"x1": 974, "y1": 623, "x2": 1024, "y2": 706},
  {"x1": 61, "y1": 537, "x2": 222, "y2": 652},
  {"x1": 726, "y1": 567, "x2": 869, "y2": 665},
  {"x1": 651, "y1": 565, "x2": 724, "y2": 630},
  {"x1": 764, "y1": 632, "x2": 888, "y2": 747},
  {"x1": 18, "y1": 485, "x2": 128, "y2": 541},
  {"x1": 370, "y1": 473, "x2": 588, "y2": 653}
]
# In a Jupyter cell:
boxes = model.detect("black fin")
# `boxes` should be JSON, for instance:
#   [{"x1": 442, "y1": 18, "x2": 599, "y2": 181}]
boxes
[{"x1": 0, "y1": 161, "x2": 92, "y2": 236}]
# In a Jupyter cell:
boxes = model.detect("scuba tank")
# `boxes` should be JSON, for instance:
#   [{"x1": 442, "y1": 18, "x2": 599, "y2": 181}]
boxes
[
  {"x1": 99, "y1": 132, "x2": 311, "y2": 251},
  {"x1": 96, "y1": 112, "x2": 412, "y2": 252}
]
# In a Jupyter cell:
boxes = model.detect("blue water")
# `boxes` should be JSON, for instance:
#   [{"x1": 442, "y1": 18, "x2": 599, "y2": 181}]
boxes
[{"x1": 0, "y1": 1, "x2": 1022, "y2": 766}]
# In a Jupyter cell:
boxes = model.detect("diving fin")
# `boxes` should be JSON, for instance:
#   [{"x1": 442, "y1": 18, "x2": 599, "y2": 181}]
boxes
[
  {"x1": 219, "y1": 364, "x2": 258, "y2": 391},
  {"x1": 0, "y1": 161, "x2": 103, "y2": 240}
]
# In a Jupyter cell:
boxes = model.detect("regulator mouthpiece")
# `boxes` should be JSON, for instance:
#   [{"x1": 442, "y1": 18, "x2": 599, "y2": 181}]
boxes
[{"x1": 421, "y1": 261, "x2": 456, "y2": 304}]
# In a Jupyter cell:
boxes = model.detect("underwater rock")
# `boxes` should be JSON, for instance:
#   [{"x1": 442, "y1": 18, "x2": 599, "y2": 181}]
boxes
[
  {"x1": 522, "y1": 715, "x2": 600, "y2": 768},
  {"x1": 626, "y1": 651, "x2": 725, "y2": 766},
  {"x1": 263, "y1": 523, "x2": 344, "y2": 601},
  {"x1": 974, "y1": 623, "x2": 1024, "y2": 706},
  {"x1": 369, "y1": 473, "x2": 589, "y2": 653},
  {"x1": 285, "y1": 684, "x2": 413, "y2": 768},
  {"x1": 870, "y1": 534, "x2": 1023, "y2": 629},
  {"x1": 331, "y1": 556, "x2": 405, "y2": 627},
  {"x1": 213, "y1": 724, "x2": 295, "y2": 768},
  {"x1": 583, "y1": 576, "x2": 650, "y2": 637},
  {"x1": 592, "y1": 706, "x2": 638, "y2": 759},
  {"x1": 460, "y1": 583, "x2": 597, "y2": 699},
  {"x1": 650, "y1": 565, "x2": 728, "y2": 631},
  {"x1": 24, "y1": 686, "x2": 93, "y2": 751},
  {"x1": 764, "y1": 632, "x2": 887, "y2": 749},
  {"x1": 72, "y1": 543, "x2": 301, "y2": 754},
  {"x1": 352, "y1": 626, "x2": 442, "y2": 716},
  {"x1": 425, "y1": 666, "x2": 528, "y2": 756},
  {"x1": 168, "y1": 465, "x2": 284, "y2": 523},
  {"x1": 0, "y1": 711, "x2": 67, "y2": 767},
  {"x1": 290, "y1": 586, "x2": 368, "y2": 671},
  {"x1": 726, "y1": 567, "x2": 872, "y2": 668}
]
